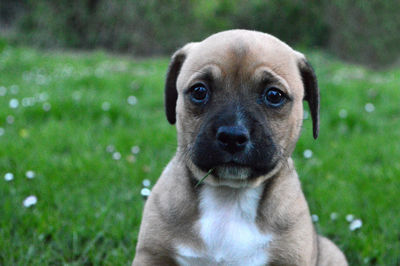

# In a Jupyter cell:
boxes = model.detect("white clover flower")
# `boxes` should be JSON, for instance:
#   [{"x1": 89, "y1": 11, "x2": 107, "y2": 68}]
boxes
[
  {"x1": 38, "y1": 92, "x2": 49, "y2": 102},
  {"x1": 0, "y1": 127, "x2": 4, "y2": 136},
  {"x1": 303, "y1": 110, "x2": 309, "y2": 119},
  {"x1": 330, "y1": 212, "x2": 338, "y2": 220},
  {"x1": 43, "y1": 102, "x2": 51, "y2": 111},
  {"x1": 142, "y1": 179, "x2": 151, "y2": 187},
  {"x1": 364, "y1": 103, "x2": 375, "y2": 113},
  {"x1": 9, "y1": 98, "x2": 19, "y2": 109},
  {"x1": 131, "y1": 146, "x2": 140, "y2": 154},
  {"x1": 106, "y1": 145, "x2": 115, "y2": 153},
  {"x1": 112, "y1": 152, "x2": 121, "y2": 160},
  {"x1": 303, "y1": 149, "x2": 313, "y2": 159},
  {"x1": 339, "y1": 109, "x2": 348, "y2": 119},
  {"x1": 23, "y1": 195, "x2": 38, "y2": 207},
  {"x1": 26, "y1": 170, "x2": 35, "y2": 179},
  {"x1": 141, "y1": 188, "x2": 151, "y2": 199},
  {"x1": 311, "y1": 214, "x2": 319, "y2": 222},
  {"x1": 127, "y1": 95, "x2": 138, "y2": 105},
  {"x1": 102, "y1": 102, "x2": 110, "y2": 111},
  {"x1": 349, "y1": 219, "x2": 362, "y2": 231},
  {"x1": 4, "y1": 172, "x2": 14, "y2": 181},
  {"x1": 346, "y1": 214, "x2": 354, "y2": 222}
]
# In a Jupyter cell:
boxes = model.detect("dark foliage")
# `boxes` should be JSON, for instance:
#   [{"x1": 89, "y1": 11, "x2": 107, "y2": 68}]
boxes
[{"x1": 1, "y1": 0, "x2": 399, "y2": 67}]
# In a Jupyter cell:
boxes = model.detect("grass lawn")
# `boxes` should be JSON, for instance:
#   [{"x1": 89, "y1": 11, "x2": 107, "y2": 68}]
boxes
[{"x1": 0, "y1": 44, "x2": 399, "y2": 265}]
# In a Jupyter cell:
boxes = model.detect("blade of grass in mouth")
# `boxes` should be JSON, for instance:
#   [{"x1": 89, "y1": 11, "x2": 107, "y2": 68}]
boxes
[{"x1": 195, "y1": 168, "x2": 214, "y2": 188}]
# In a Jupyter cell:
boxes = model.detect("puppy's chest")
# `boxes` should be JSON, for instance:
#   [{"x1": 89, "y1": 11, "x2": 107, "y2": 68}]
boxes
[{"x1": 175, "y1": 186, "x2": 272, "y2": 266}]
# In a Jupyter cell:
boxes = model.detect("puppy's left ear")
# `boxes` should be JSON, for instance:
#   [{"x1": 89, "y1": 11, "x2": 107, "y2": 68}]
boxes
[
  {"x1": 297, "y1": 54, "x2": 320, "y2": 139},
  {"x1": 165, "y1": 43, "x2": 195, "y2": 124}
]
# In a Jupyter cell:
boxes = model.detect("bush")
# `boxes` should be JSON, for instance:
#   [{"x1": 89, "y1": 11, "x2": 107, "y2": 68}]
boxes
[
  {"x1": 1, "y1": 0, "x2": 399, "y2": 67},
  {"x1": 324, "y1": 0, "x2": 400, "y2": 67},
  {"x1": 7, "y1": 0, "x2": 203, "y2": 54}
]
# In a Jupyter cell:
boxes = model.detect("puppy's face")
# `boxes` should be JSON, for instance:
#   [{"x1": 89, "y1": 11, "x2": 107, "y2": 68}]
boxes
[{"x1": 165, "y1": 30, "x2": 319, "y2": 187}]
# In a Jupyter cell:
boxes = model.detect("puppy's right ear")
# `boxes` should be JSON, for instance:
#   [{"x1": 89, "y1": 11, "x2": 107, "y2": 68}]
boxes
[{"x1": 165, "y1": 43, "x2": 194, "y2": 124}]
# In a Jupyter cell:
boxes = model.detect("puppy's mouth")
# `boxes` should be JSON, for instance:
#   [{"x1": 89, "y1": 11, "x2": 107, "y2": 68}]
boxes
[
  {"x1": 189, "y1": 136, "x2": 282, "y2": 187},
  {"x1": 192, "y1": 146, "x2": 279, "y2": 181},
  {"x1": 213, "y1": 162, "x2": 252, "y2": 180}
]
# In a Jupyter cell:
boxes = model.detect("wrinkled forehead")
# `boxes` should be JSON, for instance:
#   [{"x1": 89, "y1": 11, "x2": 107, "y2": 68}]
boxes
[{"x1": 177, "y1": 33, "x2": 303, "y2": 93}]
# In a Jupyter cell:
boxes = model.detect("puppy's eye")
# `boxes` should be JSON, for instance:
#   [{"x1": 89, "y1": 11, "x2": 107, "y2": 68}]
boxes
[
  {"x1": 263, "y1": 87, "x2": 287, "y2": 107},
  {"x1": 190, "y1": 84, "x2": 209, "y2": 104}
]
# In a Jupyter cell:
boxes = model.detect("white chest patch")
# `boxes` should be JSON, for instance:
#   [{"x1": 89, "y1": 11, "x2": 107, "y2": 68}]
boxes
[{"x1": 175, "y1": 185, "x2": 272, "y2": 266}]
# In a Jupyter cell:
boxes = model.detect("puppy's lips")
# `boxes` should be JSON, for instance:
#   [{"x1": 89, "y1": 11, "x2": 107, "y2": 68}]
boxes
[
  {"x1": 220, "y1": 161, "x2": 247, "y2": 168},
  {"x1": 214, "y1": 162, "x2": 252, "y2": 180},
  {"x1": 191, "y1": 149, "x2": 280, "y2": 179},
  {"x1": 214, "y1": 160, "x2": 250, "y2": 171}
]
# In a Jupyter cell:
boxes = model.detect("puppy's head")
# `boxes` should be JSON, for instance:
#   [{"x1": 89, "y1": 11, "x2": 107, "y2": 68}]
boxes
[{"x1": 165, "y1": 30, "x2": 319, "y2": 187}]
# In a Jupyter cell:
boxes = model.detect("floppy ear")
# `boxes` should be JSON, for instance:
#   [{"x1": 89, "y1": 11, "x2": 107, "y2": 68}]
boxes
[
  {"x1": 165, "y1": 43, "x2": 194, "y2": 124},
  {"x1": 298, "y1": 58, "x2": 320, "y2": 139}
]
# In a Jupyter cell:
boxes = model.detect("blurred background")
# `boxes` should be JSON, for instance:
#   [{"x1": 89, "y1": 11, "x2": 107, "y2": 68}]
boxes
[
  {"x1": 1, "y1": 0, "x2": 400, "y2": 265},
  {"x1": 1, "y1": 0, "x2": 400, "y2": 67}
]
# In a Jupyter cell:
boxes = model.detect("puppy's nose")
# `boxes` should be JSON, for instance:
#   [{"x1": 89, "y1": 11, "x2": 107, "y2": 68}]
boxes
[{"x1": 216, "y1": 125, "x2": 249, "y2": 153}]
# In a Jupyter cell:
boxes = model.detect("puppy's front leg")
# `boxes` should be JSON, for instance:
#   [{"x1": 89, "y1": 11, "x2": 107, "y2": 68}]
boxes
[
  {"x1": 133, "y1": 197, "x2": 180, "y2": 266},
  {"x1": 133, "y1": 160, "x2": 199, "y2": 266}
]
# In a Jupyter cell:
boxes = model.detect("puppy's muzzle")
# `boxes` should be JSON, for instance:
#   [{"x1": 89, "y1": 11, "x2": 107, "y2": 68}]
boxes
[
  {"x1": 216, "y1": 125, "x2": 250, "y2": 154},
  {"x1": 191, "y1": 106, "x2": 278, "y2": 180}
]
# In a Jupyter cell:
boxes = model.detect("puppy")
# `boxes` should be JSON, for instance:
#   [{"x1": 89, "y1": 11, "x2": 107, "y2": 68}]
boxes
[{"x1": 133, "y1": 30, "x2": 347, "y2": 265}]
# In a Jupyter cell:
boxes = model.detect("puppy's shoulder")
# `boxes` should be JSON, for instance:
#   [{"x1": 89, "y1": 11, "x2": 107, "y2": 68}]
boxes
[
  {"x1": 152, "y1": 156, "x2": 197, "y2": 199},
  {"x1": 257, "y1": 166, "x2": 310, "y2": 232},
  {"x1": 136, "y1": 157, "x2": 200, "y2": 259},
  {"x1": 146, "y1": 156, "x2": 200, "y2": 226}
]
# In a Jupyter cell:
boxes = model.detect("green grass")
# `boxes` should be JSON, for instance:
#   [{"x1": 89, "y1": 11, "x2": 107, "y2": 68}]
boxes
[{"x1": 0, "y1": 45, "x2": 399, "y2": 265}]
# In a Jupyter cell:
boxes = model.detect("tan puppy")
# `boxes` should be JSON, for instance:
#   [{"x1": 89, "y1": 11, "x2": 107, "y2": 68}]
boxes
[{"x1": 133, "y1": 30, "x2": 347, "y2": 265}]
